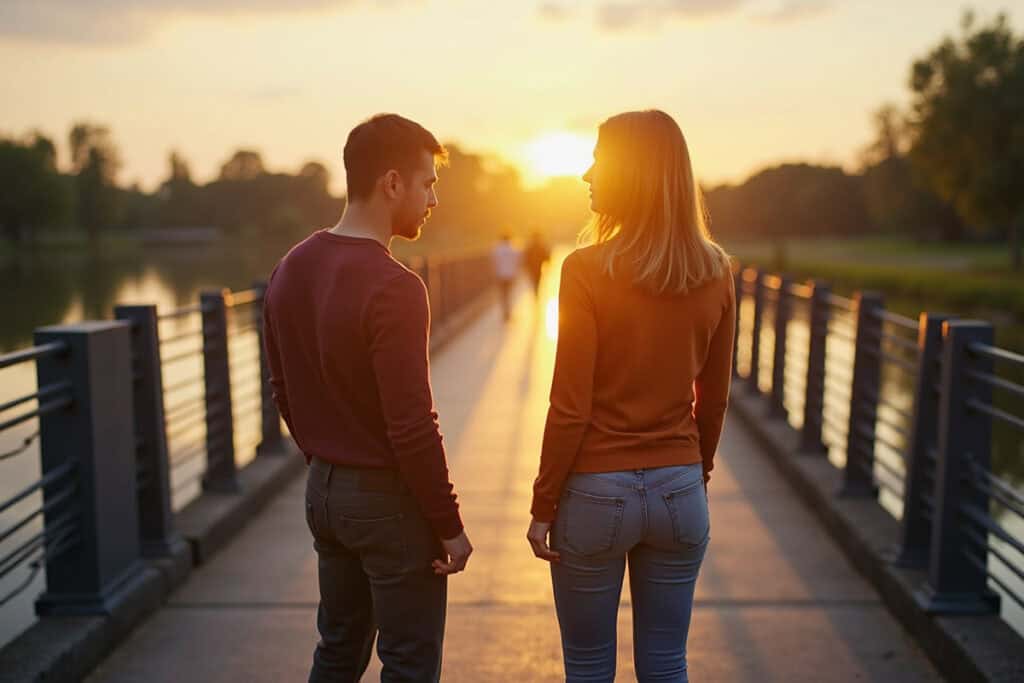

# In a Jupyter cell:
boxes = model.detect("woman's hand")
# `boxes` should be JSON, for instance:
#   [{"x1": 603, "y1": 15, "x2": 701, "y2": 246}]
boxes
[{"x1": 527, "y1": 519, "x2": 561, "y2": 563}]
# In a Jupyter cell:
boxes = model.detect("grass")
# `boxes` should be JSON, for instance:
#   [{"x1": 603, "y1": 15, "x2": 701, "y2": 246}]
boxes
[
  {"x1": 729, "y1": 235, "x2": 1016, "y2": 273},
  {"x1": 728, "y1": 235, "x2": 1024, "y2": 352}
]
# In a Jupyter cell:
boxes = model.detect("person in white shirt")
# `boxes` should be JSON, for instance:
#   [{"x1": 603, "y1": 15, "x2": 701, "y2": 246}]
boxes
[{"x1": 491, "y1": 233, "x2": 520, "y2": 321}]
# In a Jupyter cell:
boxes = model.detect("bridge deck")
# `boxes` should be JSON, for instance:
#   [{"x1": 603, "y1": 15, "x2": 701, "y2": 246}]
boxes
[{"x1": 87, "y1": 265, "x2": 941, "y2": 682}]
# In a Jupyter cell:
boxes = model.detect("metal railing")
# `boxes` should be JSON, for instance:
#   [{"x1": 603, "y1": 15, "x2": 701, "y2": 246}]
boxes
[
  {"x1": 0, "y1": 248, "x2": 496, "y2": 643},
  {"x1": 0, "y1": 343, "x2": 77, "y2": 608},
  {"x1": 733, "y1": 262, "x2": 1024, "y2": 625}
]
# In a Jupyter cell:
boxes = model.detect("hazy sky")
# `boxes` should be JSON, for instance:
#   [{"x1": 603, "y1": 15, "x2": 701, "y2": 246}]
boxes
[{"x1": 0, "y1": 1, "x2": 1015, "y2": 193}]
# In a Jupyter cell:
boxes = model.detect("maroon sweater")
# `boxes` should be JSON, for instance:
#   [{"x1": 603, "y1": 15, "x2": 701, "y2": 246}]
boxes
[{"x1": 263, "y1": 230, "x2": 462, "y2": 539}]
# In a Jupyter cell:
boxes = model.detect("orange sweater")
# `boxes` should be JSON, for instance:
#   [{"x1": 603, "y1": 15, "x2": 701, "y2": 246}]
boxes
[{"x1": 530, "y1": 245, "x2": 736, "y2": 523}]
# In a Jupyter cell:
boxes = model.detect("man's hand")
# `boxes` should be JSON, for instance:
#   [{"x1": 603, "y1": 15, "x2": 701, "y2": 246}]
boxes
[
  {"x1": 433, "y1": 530, "x2": 473, "y2": 575},
  {"x1": 526, "y1": 519, "x2": 560, "y2": 563}
]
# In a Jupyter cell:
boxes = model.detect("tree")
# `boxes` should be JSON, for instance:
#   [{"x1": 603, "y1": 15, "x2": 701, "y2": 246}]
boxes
[
  {"x1": 860, "y1": 105, "x2": 963, "y2": 240},
  {"x1": 168, "y1": 150, "x2": 192, "y2": 186},
  {"x1": 906, "y1": 12, "x2": 1024, "y2": 268},
  {"x1": 0, "y1": 133, "x2": 71, "y2": 244},
  {"x1": 703, "y1": 163, "x2": 871, "y2": 240},
  {"x1": 68, "y1": 122, "x2": 121, "y2": 242},
  {"x1": 218, "y1": 149, "x2": 265, "y2": 181},
  {"x1": 298, "y1": 161, "x2": 329, "y2": 193}
]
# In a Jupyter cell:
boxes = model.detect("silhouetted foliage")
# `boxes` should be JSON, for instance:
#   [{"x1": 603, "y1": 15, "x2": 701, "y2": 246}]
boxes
[
  {"x1": 859, "y1": 105, "x2": 964, "y2": 240},
  {"x1": 218, "y1": 149, "x2": 265, "y2": 181},
  {"x1": 0, "y1": 132, "x2": 71, "y2": 243},
  {"x1": 69, "y1": 122, "x2": 120, "y2": 242},
  {"x1": 704, "y1": 163, "x2": 871, "y2": 240},
  {"x1": 906, "y1": 11, "x2": 1024, "y2": 268}
]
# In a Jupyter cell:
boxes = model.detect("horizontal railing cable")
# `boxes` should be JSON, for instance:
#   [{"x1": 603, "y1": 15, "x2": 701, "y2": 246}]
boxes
[
  {"x1": 0, "y1": 342, "x2": 68, "y2": 370},
  {"x1": 0, "y1": 461, "x2": 77, "y2": 517},
  {"x1": 966, "y1": 398, "x2": 1024, "y2": 433}
]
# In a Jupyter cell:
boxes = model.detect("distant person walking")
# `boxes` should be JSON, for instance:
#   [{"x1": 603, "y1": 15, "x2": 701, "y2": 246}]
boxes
[
  {"x1": 523, "y1": 231, "x2": 552, "y2": 297},
  {"x1": 263, "y1": 113, "x2": 472, "y2": 683},
  {"x1": 492, "y1": 233, "x2": 520, "y2": 321},
  {"x1": 527, "y1": 110, "x2": 735, "y2": 682}
]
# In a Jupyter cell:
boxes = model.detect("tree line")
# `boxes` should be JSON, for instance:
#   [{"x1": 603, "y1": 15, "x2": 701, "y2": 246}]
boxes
[
  {"x1": 1, "y1": 12, "x2": 1020, "y2": 266},
  {"x1": 707, "y1": 11, "x2": 1023, "y2": 270}
]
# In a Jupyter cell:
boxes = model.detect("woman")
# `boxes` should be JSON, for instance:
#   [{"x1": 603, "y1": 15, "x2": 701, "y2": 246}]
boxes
[{"x1": 527, "y1": 110, "x2": 735, "y2": 682}]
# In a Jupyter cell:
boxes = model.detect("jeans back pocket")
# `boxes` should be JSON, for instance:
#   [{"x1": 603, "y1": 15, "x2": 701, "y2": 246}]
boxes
[
  {"x1": 561, "y1": 488, "x2": 624, "y2": 556},
  {"x1": 662, "y1": 479, "x2": 710, "y2": 547},
  {"x1": 338, "y1": 512, "x2": 407, "y2": 576}
]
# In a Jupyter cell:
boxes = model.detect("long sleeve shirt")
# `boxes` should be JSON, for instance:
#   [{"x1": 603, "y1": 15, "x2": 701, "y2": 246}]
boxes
[
  {"x1": 530, "y1": 245, "x2": 736, "y2": 523},
  {"x1": 263, "y1": 230, "x2": 462, "y2": 539}
]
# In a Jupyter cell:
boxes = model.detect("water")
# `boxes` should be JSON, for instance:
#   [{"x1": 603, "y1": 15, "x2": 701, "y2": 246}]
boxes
[{"x1": 0, "y1": 244, "x2": 288, "y2": 648}]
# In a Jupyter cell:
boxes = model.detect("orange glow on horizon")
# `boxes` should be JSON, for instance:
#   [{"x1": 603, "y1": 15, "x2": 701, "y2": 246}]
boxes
[{"x1": 522, "y1": 132, "x2": 595, "y2": 185}]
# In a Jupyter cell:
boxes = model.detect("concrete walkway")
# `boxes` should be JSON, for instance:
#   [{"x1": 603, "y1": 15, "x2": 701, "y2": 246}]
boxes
[{"x1": 87, "y1": 257, "x2": 941, "y2": 682}]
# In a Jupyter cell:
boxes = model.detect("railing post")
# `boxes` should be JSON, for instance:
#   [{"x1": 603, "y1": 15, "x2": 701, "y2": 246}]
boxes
[
  {"x1": 769, "y1": 276, "x2": 792, "y2": 417},
  {"x1": 841, "y1": 291, "x2": 884, "y2": 497},
  {"x1": 894, "y1": 312, "x2": 953, "y2": 568},
  {"x1": 439, "y1": 259, "x2": 451, "y2": 325},
  {"x1": 252, "y1": 282, "x2": 284, "y2": 456},
  {"x1": 915, "y1": 320, "x2": 999, "y2": 614},
  {"x1": 452, "y1": 259, "x2": 464, "y2": 312},
  {"x1": 800, "y1": 281, "x2": 830, "y2": 454},
  {"x1": 34, "y1": 322, "x2": 156, "y2": 615},
  {"x1": 732, "y1": 264, "x2": 742, "y2": 377},
  {"x1": 200, "y1": 291, "x2": 239, "y2": 493},
  {"x1": 114, "y1": 305, "x2": 191, "y2": 579},
  {"x1": 747, "y1": 269, "x2": 764, "y2": 393}
]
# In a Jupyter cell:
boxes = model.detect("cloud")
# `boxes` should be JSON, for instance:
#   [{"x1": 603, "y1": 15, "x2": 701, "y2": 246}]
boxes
[
  {"x1": 537, "y1": 1, "x2": 577, "y2": 22},
  {"x1": 537, "y1": 0, "x2": 830, "y2": 32},
  {"x1": 593, "y1": 0, "x2": 746, "y2": 31},
  {"x1": 754, "y1": 0, "x2": 831, "y2": 24},
  {"x1": 0, "y1": 0, "x2": 364, "y2": 45}
]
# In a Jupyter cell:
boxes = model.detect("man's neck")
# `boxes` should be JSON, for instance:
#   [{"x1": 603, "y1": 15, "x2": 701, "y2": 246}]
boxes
[{"x1": 329, "y1": 203, "x2": 392, "y2": 248}]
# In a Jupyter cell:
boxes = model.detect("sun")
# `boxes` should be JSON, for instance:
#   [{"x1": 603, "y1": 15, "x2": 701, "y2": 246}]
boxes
[{"x1": 522, "y1": 131, "x2": 594, "y2": 182}]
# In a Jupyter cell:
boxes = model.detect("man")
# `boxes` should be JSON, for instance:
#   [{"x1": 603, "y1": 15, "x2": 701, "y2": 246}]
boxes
[
  {"x1": 522, "y1": 230, "x2": 551, "y2": 298},
  {"x1": 262, "y1": 113, "x2": 472, "y2": 682},
  {"x1": 491, "y1": 232, "x2": 520, "y2": 321}
]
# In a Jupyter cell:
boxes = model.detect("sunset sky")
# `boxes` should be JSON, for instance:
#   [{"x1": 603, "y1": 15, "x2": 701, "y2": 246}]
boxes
[{"x1": 0, "y1": 1, "x2": 1015, "y2": 194}]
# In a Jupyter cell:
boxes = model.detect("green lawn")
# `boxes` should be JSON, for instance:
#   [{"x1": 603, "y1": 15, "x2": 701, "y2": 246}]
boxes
[
  {"x1": 728, "y1": 235, "x2": 1015, "y2": 273},
  {"x1": 727, "y1": 236, "x2": 1023, "y2": 351}
]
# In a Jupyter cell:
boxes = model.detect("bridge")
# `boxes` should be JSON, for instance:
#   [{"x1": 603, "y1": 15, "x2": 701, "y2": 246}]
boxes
[{"x1": 1, "y1": 248, "x2": 1022, "y2": 681}]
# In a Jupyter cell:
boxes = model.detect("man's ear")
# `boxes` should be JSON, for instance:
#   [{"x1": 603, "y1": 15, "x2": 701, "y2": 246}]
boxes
[{"x1": 381, "y1": 169, "x2": 403, "y2": 199}]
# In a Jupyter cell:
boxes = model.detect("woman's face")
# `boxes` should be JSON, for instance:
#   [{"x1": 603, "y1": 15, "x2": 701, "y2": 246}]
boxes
[{"x1": 582, "y1": 142, "x2": 613, "y2": 215}]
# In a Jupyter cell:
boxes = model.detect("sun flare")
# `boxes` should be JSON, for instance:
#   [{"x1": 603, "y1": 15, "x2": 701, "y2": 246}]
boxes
[{"x1": 523, "y1": 132, "x2": 595, "y2": 181}]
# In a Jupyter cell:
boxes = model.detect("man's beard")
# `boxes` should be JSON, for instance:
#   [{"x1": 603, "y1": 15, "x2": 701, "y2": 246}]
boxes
[{"x1": 396, "y1": 210, "x2": 427, "y2": 240}]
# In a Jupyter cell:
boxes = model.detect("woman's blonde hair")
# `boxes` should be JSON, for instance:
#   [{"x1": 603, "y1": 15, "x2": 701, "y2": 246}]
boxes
[{"x1": 581, "y1": 110, "x2": 730, "y2": 295}]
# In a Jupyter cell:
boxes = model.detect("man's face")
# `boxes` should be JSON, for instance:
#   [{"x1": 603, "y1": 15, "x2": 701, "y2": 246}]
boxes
[{"x1": 393, "y1": 150, "x2": 439, "y2": 241}]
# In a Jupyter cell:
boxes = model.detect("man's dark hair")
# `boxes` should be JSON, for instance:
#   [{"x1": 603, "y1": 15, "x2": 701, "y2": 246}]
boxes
[{"x1": 343, "y1": 114, "x2": 448, "y2": 201}]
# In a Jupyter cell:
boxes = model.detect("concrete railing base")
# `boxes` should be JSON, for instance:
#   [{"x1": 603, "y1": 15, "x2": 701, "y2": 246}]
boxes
[
  {"x1": 0, "y1": 448, "x2": 303, "y2": 683},
  {"x1": 729, "y1": 390, "x2": 1024, "y2": 683},
  {"x1": 0, "y1": 567, "x2": 164, "y2": 683}
]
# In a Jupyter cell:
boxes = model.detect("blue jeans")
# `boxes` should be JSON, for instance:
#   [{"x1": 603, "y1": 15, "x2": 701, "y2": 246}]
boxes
[{"x1": 550, "y1": 463, "x2": 709, "y2": 682}]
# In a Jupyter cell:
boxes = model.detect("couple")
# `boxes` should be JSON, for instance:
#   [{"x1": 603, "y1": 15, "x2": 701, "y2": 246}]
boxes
[{"x1": 262, "y1": 110, "x2": 736, "y2": 683}]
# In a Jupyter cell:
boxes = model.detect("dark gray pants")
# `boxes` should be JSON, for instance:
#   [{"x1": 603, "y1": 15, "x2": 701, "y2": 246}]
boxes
[{"x1": 305, "y1": 458, "x2": 447, "y2": 682}]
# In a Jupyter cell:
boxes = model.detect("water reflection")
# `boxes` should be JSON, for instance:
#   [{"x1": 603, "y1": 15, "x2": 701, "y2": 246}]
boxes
[
  {"x1": 0, "y1": 242, "x2": 294, "y2": 648},
  {"x1": 0, "y1": 244, "x2": 292, "y2": 352}
]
